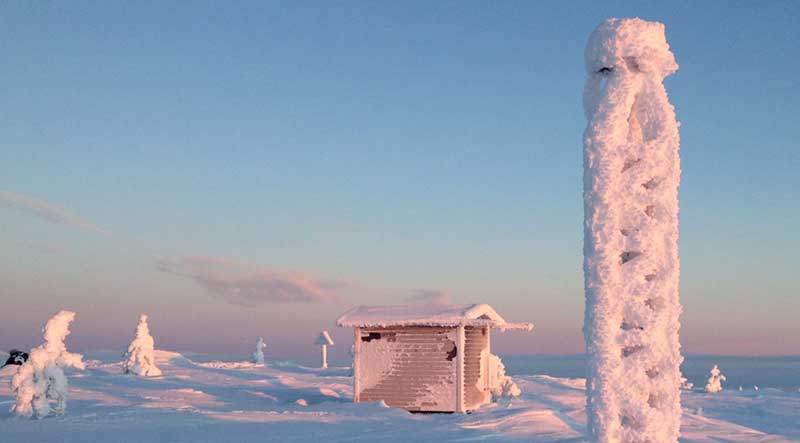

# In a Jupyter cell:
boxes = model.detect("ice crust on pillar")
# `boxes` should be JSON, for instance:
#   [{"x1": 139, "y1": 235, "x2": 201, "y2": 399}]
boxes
[
  {"x1": 582, "y1": 17, "x2": 683, "y2": 443},
  {"x1": 10, "y1": 310, "x2": 85, "y2": 418},
  {"x1": 123, "y1": 314, "x2": 162, "y2": 377}
]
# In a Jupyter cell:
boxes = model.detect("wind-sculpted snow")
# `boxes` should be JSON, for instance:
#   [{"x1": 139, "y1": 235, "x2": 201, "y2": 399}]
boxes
[
  {"x1": 582, "y1": 18, "x2": 682, "y2": 443},
  {"x1": 1, "y1": 350, "x2": 798, "y2": 442},
  {"x1": 10, "y1": 310, "x2": 85, "y2": 418},
  {"x1": 123, "y1": 315, "x2": 162, "y2": 377}
]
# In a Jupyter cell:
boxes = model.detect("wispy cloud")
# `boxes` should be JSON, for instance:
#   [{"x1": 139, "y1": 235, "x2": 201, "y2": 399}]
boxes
[
  {"x1": 405, "y1": 289, "x2": 451, "y2": 305},
  {"x1": 0, "y1": 190, "x2": 109, "y2": 236},
  {"x1": 156, "y1": 256, "x2": 348, "y2": 305}
]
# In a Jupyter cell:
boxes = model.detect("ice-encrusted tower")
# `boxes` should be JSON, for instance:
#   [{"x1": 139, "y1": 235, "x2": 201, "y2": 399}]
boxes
[{"x1": 582, "y1": 18, "x2": 682, "y2": 443}]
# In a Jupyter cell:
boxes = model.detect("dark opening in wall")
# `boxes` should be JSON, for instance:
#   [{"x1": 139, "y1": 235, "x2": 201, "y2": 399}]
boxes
[
  {"x1": 361, "y1": 332, "x2": 382, "y2": 342},
  {"x1": 446, "y1": 341, "x2": 457, "y2": 361}
]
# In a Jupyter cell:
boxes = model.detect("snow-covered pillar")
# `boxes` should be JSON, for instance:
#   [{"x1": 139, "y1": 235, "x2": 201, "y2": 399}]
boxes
[
  {"x1": 315, "y1": 331, "x2": 334, "y2": 369},
  {"x1": 582, "y1": 18, "x2": 683, "y2": 443}
]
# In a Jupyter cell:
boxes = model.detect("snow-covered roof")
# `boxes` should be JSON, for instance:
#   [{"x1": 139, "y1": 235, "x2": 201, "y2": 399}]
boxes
[
  {"x1": 315, "y1": 331, "x2": 334, "y2": 346},
  {"x1": 336, "y1": 304, "x2": 533, "y2": 332}
]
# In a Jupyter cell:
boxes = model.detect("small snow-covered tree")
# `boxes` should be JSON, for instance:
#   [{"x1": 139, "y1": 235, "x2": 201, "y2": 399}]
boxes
[
  {"x1": 123, "y1": 314, "x2": 162, "y2": 377},
  {"x1": 705, "y1": 365, "x2": 726, "y2": 393},
  {"x1": 10, "y1": 310, "x2": 85, "y2": 418},
  {"x1": 253, "y1": 337, "x2": 266, "y2": 365}
]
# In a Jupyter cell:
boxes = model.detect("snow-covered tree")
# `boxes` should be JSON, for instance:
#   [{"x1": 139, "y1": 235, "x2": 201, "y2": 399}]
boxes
[
  {"x1": 705, "y1": 365, "x2": 726, "y2": 393},
  {"x1": 680, "y1": 377, "x2": 694, "y2": 391},
  {"x1": 10, "y1": 310, "x2": 85, "y2": 418},
  {"x1": 582, "y1": 18, "x2": 683, "y2": 443},
  {"x1": 253, "y1": 337, "x2": 266, "y2": 365},
  {"x1": 123, "y1": 314, "x2": 161, "y2": 377}
]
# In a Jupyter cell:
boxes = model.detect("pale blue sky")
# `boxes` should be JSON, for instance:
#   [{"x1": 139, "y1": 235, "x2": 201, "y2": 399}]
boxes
[{"x1": 1, "y1": 1, "x2": 798, "y2": 358}]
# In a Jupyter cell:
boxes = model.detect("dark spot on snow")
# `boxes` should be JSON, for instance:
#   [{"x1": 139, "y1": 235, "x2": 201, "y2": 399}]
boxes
[
  {"x1": 3, "y1": 349, "x2": 28, "y2": 367},
  {"x1": 642, "y1": 178, "x2": 659, "y2": 190},
  {"x1": 620, "y1": 414, "x2": 641, "y2": 429},
  {"x1": 622, "y1": 158, "x2": 641, "y2": 172},
  {"x1": 645, "y1": 298, "x2": 664, "y2": 311},
  {"x1": 622, "y1": 345, "x2": 645, "y2": 358},
  {"x1": 624, "y1": 56, "x2": 641, "y2": 72},
  {"x1": 621, "y1": 251, "x2": 641, "y2": 264},
  {"x1": 597, "y1": 67, "x2": 613, "y2": 74},
  {"x1": 621, "y1": 322, "x2": 644, "y2": 331}
]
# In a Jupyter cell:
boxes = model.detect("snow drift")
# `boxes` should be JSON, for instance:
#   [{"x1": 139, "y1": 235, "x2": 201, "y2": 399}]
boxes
[
  {"x1": 10, "y1": 310, "x2": 85, "y2": 418},
  {"x1": 582, "y1": 17, "x2": 683, "y2": 443},
  {"x1": 123, "y1": 314, "x2": 162, "y2": 377}
]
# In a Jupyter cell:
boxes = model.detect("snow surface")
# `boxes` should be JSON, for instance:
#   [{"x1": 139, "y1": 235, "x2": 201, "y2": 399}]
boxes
[
  {"x1": 123, "y1": 314, "x2": 162, "y2": 377},
  {"x1": 2, "y1": 350, "x2": 798, "y2": 442},
  {"x1": 582, "y1": 17, "x2": 682, "y2": 443},
  {"x1": 337, "y1": 304, "x2": 533, "y2": 331}
]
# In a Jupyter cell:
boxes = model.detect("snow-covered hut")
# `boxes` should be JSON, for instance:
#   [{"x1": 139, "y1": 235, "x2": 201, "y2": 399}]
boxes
[{"x1": 337, "y1": 304, "x2": 533, "y2": 413}]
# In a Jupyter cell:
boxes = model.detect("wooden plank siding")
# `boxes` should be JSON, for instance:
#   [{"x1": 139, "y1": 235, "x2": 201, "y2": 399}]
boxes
[
  {"x1": 463, "y1": 326, "x2": 490, "y2": 410},
  {"x1": 356, "y1": 327, "x2": 457, "y2": 412}
]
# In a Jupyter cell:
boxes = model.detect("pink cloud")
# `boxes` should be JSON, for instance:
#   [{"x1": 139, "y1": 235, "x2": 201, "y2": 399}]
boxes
[
  {"x1": 156, "y1": 256, "x2": 347, "y2": 305},
  {"x1": 0, "y1": 190, "x2": 108, "y2": 236}
]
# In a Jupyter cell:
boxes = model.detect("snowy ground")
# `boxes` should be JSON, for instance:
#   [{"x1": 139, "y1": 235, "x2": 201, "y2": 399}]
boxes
[{"x1": 1, "y1": 350, "x2": 798, "y2": 442}]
